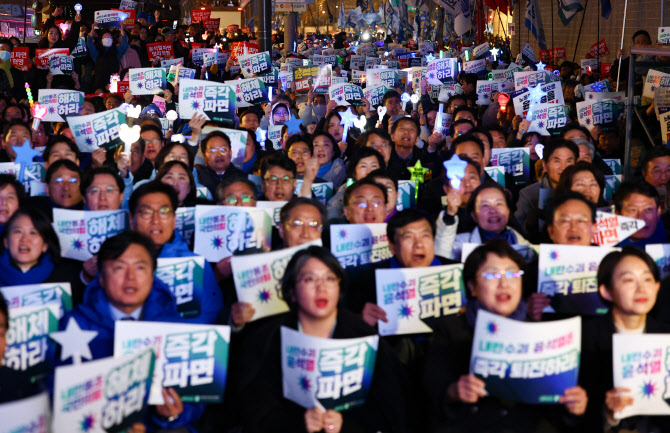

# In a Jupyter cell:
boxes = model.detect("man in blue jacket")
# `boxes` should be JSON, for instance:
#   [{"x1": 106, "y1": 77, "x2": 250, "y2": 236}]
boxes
[
  {"x1": 57, "y1": 231, "x2": 203, "y2": 431},
  {"x1": 129, "y1": 181, "x2": 224, "y2": 324}
]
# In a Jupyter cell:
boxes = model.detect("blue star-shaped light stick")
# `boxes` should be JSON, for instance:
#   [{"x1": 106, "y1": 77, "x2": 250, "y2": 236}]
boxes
[
  {"x1": 339, "y1": 107, "x2": 358, "y2": 143},
  {"x1": 255, "y1": 128, "x2": 267, "y2": 144},
  {"x1": 443, "y1": 154, "x2": 468, "y2": 189},
  {"x1": 535, "y1": 60, "x2": 546, "y2": 71},
  {"x1": 426, "y1": 53, "x2": 435, "y2": 62},
  {"x1": 12, "y1": 139, "x2": 40, "y2": 183},
  {"x1": 490, "y1": 47, "x2": 500, "y2": 61},
  {"x1": 525, "y1": 83, "x2": 548, "y2": 121},
  {"x1": 284, "y1": 114, "x2": 303, "y2": 136}
]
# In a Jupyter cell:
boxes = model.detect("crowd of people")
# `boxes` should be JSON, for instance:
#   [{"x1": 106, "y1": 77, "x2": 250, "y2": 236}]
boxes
[{"x1": 0, "y1": 7, "x2": 669, "y2": 433}]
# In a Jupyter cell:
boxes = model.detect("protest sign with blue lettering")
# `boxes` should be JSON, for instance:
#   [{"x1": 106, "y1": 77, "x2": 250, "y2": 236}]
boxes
[
  {"x1": 351, "y1": 70, "x2": 366, "y2": 85},
  {"x1": 67, "y1": 108, "x2": 126, "y2": 152},
  {"x1": 267, "y1": 124, "x2": 283, "y2": 149},
  {"x1": 426, "y1": 58, "x2": 458, "y2": 85},
  {"x1": 202, "y1": 52, "x2": 217, "y2": 67},
  {"x1": 0, "y1": 161, "x2": 46, "y2": 185},
  {"x1": 175, "y1": 207, "x2": 195, "y2": 242},
  {"x1": 129, "y1": 67, "x2": 167, "y2": 95},
  {"x1": 328, "y1": 83, "x2": 364, "y2": 106},
  {"x1": 537, "y1": 244, "x2": 613, "y2": 315},
  {"x1": 224, "y1": 77, "x2": 269, "y2": 107},
  {"x1": 1, "y1": 282, "x2": 72, "y2": 313},
  {"x1": 193, "y1": 205, "x2": 272, "y2": 262},
  {"x1": 512, "y1": 82, "x2": 564, "y2": 118},
  {"x1": 115, "y1": 322, "x2": 230, "y2": 404},
  {"x1": 191, "y1": 48, "x2": 218, "y2": 66},
  {"x1": 53, "y1": 209, "x2": 128, "y2": 261},
  {"x1": 471, "y1": 309, "x2": 581, "y2": 404},
  {"x1": 330, "y1": 223, "x2": 391, "y2": 269},
  {"x1": 350, "y1": 55, "x2": 365, "y2": 70},
  {"x1": 484, "y1": 166, "x2": 506, "y2": 187},
  {"x1": 462, "y1": 59, "x2": 487, "y2": 77},
  {"x1": 0, "y1": 392, "x2": 50, "y2": 433},
  {"x1": 362, "y1": 85, "x2": 390, "y2": 109},
  {"x1": 94, "y1": 10, "x2": 125, "y2": 28},
  {"x1": 475, "y1": 80, "x2": 514, "y2": 105},
  {"x1": 364, "y1": 56, "x2": 381, "y2": 70},
  {"x1": 643, "y1": 69, "x2": 670, "y2": 99},
  {"x1": 281, "y1": 327, "x2": 378, "y2": 411},
  {"x1": 576, "y1": 99, "x2": 622, "y2": 127},
  {"x1": 311, "y1": 55, "x2": 325, "y2": 66},
  {"x1": 604, "y1": 174, "x2": 622, "y2": 200},
  {"x1": 375, "y1": 264, "x2": 465, "y2": 336},
  {"x1": 409, "y1": 67, "x2": 426, "y2": 91},
  {"x1": 491, "y1": 63, "x2": 524, "y2": 82},
  {"x1": 437, "y1": 83, "x2": 464, "y2": 103},
  {"x1": 528, "y1": 103, "x2": 569, "y2": 136},
  {"x1": 612, "y1": 334, "x2": 670, "y2": 418},
  {"x1": 232, "y1": 240, "x2": 321, "y2": 322},
  {"x1": 513, "y1": 71, "x2": 553, "y2": 90},
  {"x1": 659, "y1": 27, "x2": 670, "y2": 44},
  {"x1": 49, "y1": 54, "x2": 74, "y2": 75},
  {"x1": 53, "y1": 349, "x2": 155, "y2": 432},
  {"x1": 156, "y1": 256, "x2": 205, "y2": 319},
  {"x1": 178, "y1": 79, "x2": 236, "y2": 125},
  {"x1": 395, "y1": 180, "x2": 415, "y2": 211},
  {"x1": 323, "y1": 55, "x2": 339, "y2": 67},
  {"x1": 38, "y1": 89, "x2": 84, "y2": 122},
  {"x1": 161, "y1": 57, "x2": 184, "y2": 67},
  {"x1": 258, "y1": 67, "x2": 279, "y2": 87},
  {"x1": 419, "y1": 41, "x2": 434, "y2": 55},
  {"x1": 238, "y1": 51, "x2": 272, "y2": 78},
  {"x1": 366, "y1": 68, "x2": 399, "y2": 89},
  {"x1": 4, "y1": 303, "x2": 61, "y2": 383},
  {"x1": 491, "y1": 147, "x2": 530, "y2": 186}
]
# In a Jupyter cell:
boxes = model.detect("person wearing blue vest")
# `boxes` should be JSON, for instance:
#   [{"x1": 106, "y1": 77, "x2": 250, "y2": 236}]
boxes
[{"x1": 128, "y1": 181, "x2": 223, "y2": 324}]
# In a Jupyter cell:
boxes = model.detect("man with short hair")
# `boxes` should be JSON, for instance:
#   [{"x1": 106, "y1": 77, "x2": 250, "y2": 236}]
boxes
[
  {"x1": 0, "y1": 121, "x2": 32, "y2": 162},
  {"x1": 545, "y1": 192, "x2": 597, "y2": 246},
  {"x1": 614, "y1": 181, "x2": 669, "y2": 247},
  {"x1": 129, "y1": 182, "x2": 223, "y2": 324},
  {"x1": 641, "y1": 147, "x2": 670, "y2": 212},
  {"x1": 217, "y1": 178, "x2": 258, "y2": 207},
  {"x1": 278, "y1": 197, "x2": 327, "y2": 248},
  {"x1": 195, "y1": 130, "x2": 245, "y2": 198},
  {"x1": 342, "y1": 179, "x2": 388, "y2": 224},
  {"x1": 46, "y1": 159, "x2": 84, "y2": 210},
  {"x1": 81, "y1": 166, "x2": 124, "y2": 211}
]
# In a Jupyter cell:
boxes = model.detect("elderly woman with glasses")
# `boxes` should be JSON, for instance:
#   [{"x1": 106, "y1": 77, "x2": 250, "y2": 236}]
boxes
[
  {"x1": 423, "y1": 239, "x2": 587, "y2": 432},
  {"x1": 232, "y1": 246, "x2": 407, "y2": 433}
]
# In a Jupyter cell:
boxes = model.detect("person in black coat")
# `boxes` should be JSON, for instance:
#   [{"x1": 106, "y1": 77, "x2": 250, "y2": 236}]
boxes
[
  {"x1": 581, "y1": 247, "x2": 670, "y2": 432},
  {"x1": 231, "y1": 246, "x2": 408, "y2": 433},
  {"x1": 194, "y1": 130, "x2": 246, "y2": 198}
]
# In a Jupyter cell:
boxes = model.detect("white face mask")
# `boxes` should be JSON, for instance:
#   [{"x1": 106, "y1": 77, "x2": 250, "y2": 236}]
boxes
[
  {"x1": 0, "y1": 50, "x2": 10, "y2": 62},
  {"x1": 313, "y1": 104, "x2": 326, "y2": 119},
  {"x1": 102, "y1": 37, "x2": 113, "y2": 48}
]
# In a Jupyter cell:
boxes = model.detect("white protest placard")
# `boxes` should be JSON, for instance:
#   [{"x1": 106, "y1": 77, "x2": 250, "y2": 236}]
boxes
[
  {"x1": 161, "y1": 57, "x2": 184, "y2": 67},
  {"x1": 491, "y1": 63, "x2": 523, "y2": 82},
  {"x1": 592, "y1": 210, "x2": 645, "y2": 246},
  {"x1": 1, "y1": 282, "x2": 72, "y2": 312},
  {"x1": 491, "y1": 147, "x2": 531, "y2": 184},
  {"x1": 527, "y1": 103, "x2": 569, "y2": 136},
  {"x1": 0, "y1": 392, "x2": 50, "y2": 433},
  {"x1": 576, "y1": 99, "x2": 621, "y2": 127},
  {"x1": 364, "y1": 56, "x2": 381, "y2": 70},
  {"x1": 646, "y1": 243, "x2": 670, "y2": 279},
  {"x1": 330, "y1": 223, "x2": 391, "y2": 269},
  {"x1": 0, "y1": 161, "x2": 45, "y2": 184},
  {"x1": 521, "y1": 43, "x2": 537, "y2": 63},
  {"x1": 511, "y1": 81, "x2": 564, "y2": 118},
  {"x1": 643, "y1": 69, "x2": 670, "y2": 99},
  {"x1": 94, "y1": 10, "x2": 125, "y2": 28},
  {"x1": 471, "y1": 309, "x2": 581, "y2": 404},
  {"x1": 584, "y1": 91, "x2": 625, "y2": 102},
  {"x1": 375, "y1": 264, "x2": 465, "y2": 336},
  {"x1": 267, "y1": 124, "x2": 283, "y2": 149},
  {"x1": 52, "y1": 209, "x2": 128, "y2": 261},
  {"x1": 38, "y1": 89, "x2": 84, "y2": 122},
  {"x1": 513, "y1": 71, "x2": 551, "y2": 90},
  {"x1": 437, "y1": 83, "x2": 463, "y2": 102},
  {"x1": 53, "y1": 349, "x2": 155, "y2": 432},
  {"x1": 351, "y1": 70, "x2": 366, "y2": 85},
  {"x1": 362, "y1": 85, "x2": 389, "y2": 109},
  {"x1": 175, "y1": 207, "x2": 195, "y2": 242},
  {"x1": 48, "y1": 54, "x2": 74, "y2": 75},
  {"x1": 580, "y1": 58, "x2": 599, "y2": 71},
  {"x1": 193, "y1": 205, "x2": 273, "y2": 262},
  {"x1": 223, "y1": 77, "x2": 269, "y2": 107},
  {"x1": 654, "y1": 87, "x2": 670, "y2": 118},
  {"x1": 178, "y1": 78, "x2": 236, "y2": 125},
  {"x1": 537, "y1": 244, "x2": 614, "y2": 315},
  {"x1": 238, "y1": 51, "x2": 272, "y2": 78},
  {"x1": 294, "y1": 181, "x2": 334, "y2": 205},
  {"x1": 662, "y1": 111, "x2": 670, "y2": 145},
  {"x1": 114, "y1": 321, "x2": 230, "y2": 404},
  {"x1": 128, "y1": 67, "x2": 166, "y2": 95},
  {"x1": 256, "y1": 200, "x2": 285, "y2": 226},
  {"x1": 613, "y1": 334, "x2": 670, "y2": 419},
  {"x1": 419, "y1": 41, "x2": 434, "y2": 55},
  {"x1": 659, "y1": 27, "x2": 670, "y2": 44},
  {"x1": 475, "y1": 80, "x2": 514, "y2": 105},
  {"x1": 281, "y1": 326, "x2": 378, "y2": 411},
  {"x1": 426, "y1": 58, "x2": 458, "y2": 85},
  {"x1": 67, "y1": 108, "x2": 126, "y2": 152},
  {"x1": 365, "y1": 68, "x2": 398, "y2": 89},
  {"x1": 462, "y1": 59, "x2": 486, "y2": 76},
  {"x1": 231, "y1": 240, "x2": 321, "y2": 322},
  {"x1": 350, "y1": 55, "x2": 365, "y2": 70},
  {"x1": 328, "y1": 83, "x2": 364, "y2": 106}
]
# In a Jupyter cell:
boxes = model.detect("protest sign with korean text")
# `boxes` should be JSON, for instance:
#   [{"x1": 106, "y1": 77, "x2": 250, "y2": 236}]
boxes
[
  {"x1": 190, "y1": 8, "x2": 211, "y2": 22},
  {"x1": 146, "y1": 42, "x2": 174, "y2": 61},
  {"x1": 0, "y1": 392, "x2": 50, "y2": 433},
  {"x1": 426, "y1": 58, "x2": 458, "y2": 85},
  {"x1": 238, "y1": 51, "x2": 272, "y2": 78},
  {"x1": 363, "y1": 85, "x2": 390, "y2": 109},
  {"x1": 193, "y1": 205, "x2": 272, "y2": 262},
  {"x1": 491, "y1": 63, "x2": 524, "y2": 82},
  {"x1": 491, "y1": 147, "x2": 530, "y2": 186},
  {"x1": 576, "y1": 99, "x2": 622, "y2": 127},
  {"x1": 293, "y1": 65, "x2": 332, "y2": 94},
  {"x1": 38, "y1": 89, "x2": 84, "y2": 122},
  {"x1": 395, "y1": 180, "x2": 416, "y2": 211},
  {"x1": 35, "y1": 48, "x2": 69, "y2": 70},
  {"x1": 643, "y1": 69, "x2": 670, "y2": 99},
  {"x1": 129, "y1": 67, "x2": 167, "y2": 95},
  {"x1": 475, "y1": 80, "x2": 514, "y2": 105},
  {"x1": 67, "y1": 108, "x2": 126, "y2": 152},
  {"x1": 48, "y1": 54, "x2": 73, "y2": 75},
  {"x1": 592, "y1": 210, "x2": 645, "y2": 246},
  {"x1": 156, "y1": 256, "x2": 205, "y2": 319},
  {"x1": 294, "y1": 181, "x2": 334, "y2": 205},
  {"x1": 178, "y1": 79, "x2": 236, "y2": 125},
  {"x1": 330, "y1": 223, "x2": 391, "y2": 269},
  {"x1": 329, "y1": 83, "x2": 364, "y2": 106},
  {"x1": 1, "y1": 282, "x2": 72, "y2": 313},
  {"x1": 513, "y1": 71, "x2": 554, "y2": 91},
  {"x1": 375, "y1": 264, "x2": 465, "y2": 336},
  {"x1": 94, "y1": 10, "x2": 126, "y2": 28},
  {"x1": 366, "y1": 68, "x2": 398, "y2": 89},
  {"x1": 115, "y1": 321, "x2": 230, "y2": 404},
  {"x1": 232, "y1": 240, "x2": 321, "y2": 322},
  {"x1": 53, "y1": 209, "x2": 128, "y2": 261},
  {"x1": 528, "y1": 103, "x2": 569, "y2": 136},
  {"x1": 462, "y1": 59, "x2": 487, "y2": 77},
  {"x1": 10, "y1": 46, "x2": 29, "y2": 71},
  {"x1": 512, "y1": 81, "x2": 564, "y2": 118},
  {"x1": 53, "y1": 349, "x2": 155, "y2": 432},
  {"x1": 281, "y1": 327, "x2": 378, "y2": 411},
  {"x1": 471, "y1": 310, "x2": 581, "y2": 404},
  {"x1": 604, "y1": 174, "x2": 622, "y2": 200},
  {"x1": 537, "y1": 244, "x2": 613, "y2": 315},
  {"x1": 175, "y1": 207, "x2": 195, "y2": 242}
]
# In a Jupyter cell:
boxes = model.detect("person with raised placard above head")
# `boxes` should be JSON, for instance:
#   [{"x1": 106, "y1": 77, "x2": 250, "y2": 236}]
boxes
[
  {"x1": 232, "y1": 245, "x2": 407, "y2": 433},
  {"x1": 128, "y1": 181, "x2": 222, "y2": 325},
  {"x1": 87, "y1": 23, "x2": 129, "y2": 93},
  {"x1": 614, "y1": 180, "x2": 669, "y2": 248},
  {"x1": 580, "y1": 247, "x2": 670, "y2": 432},
  {"x1": 514, "y1": 139, "x2": 579, "y2": 243},
  {"x1": 423, "y1": 239, "x2": 588, "y2": 433},
  {"x1": 0, "y1": 208, "x2": 84, "y2": 303},
  {"x1": 54, "y1": 231, "x2": 205, "y2": 432}
]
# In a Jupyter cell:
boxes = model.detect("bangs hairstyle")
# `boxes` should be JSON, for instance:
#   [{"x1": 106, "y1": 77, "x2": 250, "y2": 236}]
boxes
[
  {"x1": 597, "y1": 247, "x2": 660, "y2": 300},
  {"x1": 2, "y1": 208, "x2": 61, "y2": 257},
  {"x1": 0, "y1": 174, "x2": 26, "y2": 206},
  {"x1": 466, "y1": 183, "x2": 512, "y2": 216},
  {"x1": 156, "y1": 160, "x2": 196, "y2": 204},
  {"x1": 462, "y1": 239, "x2": 525, "y2": 293},
  {"x1": 98, "y1": 231, "x2": 158, "y2": 275},
  {"x1": 280, "y1": 246, "x2": 346, "y2": 311}
]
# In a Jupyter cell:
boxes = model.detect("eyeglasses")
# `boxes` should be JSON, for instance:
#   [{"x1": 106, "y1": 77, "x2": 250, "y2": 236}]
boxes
[
  {"x1": 224, "y1": 194, "x2": 253, "y2": 205},
  {"x1": 352, "y1": 200, "x2": 384, "y2": 209},
  {"x1": 298, "y1": 274, "x2": 339, "y2": 287},
  {"x1": 208, "y1": 147, "x2": 230, "y2": 155},
  {"x1": 136, "y1": 206, "x2": 174, "y2": 220},
  {"x1": 481, "y1": 270, "x2": 525, "y2": 280},
  {"x1": 289, "y1": 150, "x2": 310, "y2": 158},
  {"x1": 87, "y1": 186, "x2": 119, "y2": 196},
  {"x1": 264, "y1": 175, "x2": 295, "y2": 186},
  {"x1": 145, "y1": 138, "x2": 162, "y2": 145},
  {"x1": 286, "y1": 219, "x2": 323, "y2": 232},
  {"x1": 53, "y1": 177, "x2": 79, "y2": 185}
]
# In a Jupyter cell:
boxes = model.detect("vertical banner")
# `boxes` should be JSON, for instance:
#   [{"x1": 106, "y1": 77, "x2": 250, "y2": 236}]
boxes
[
  {"x1": 10, "y1": 46, "x2": 30, "y2": 71},
  {"x1": 330, "y1": 223, "x2": 391, "y2": 269},
  {"x1": 281, "y1": 327, "x2": 378, "y2": 410},
  {"x1": 114, "y1": 321, "x2": 230, "y2": 404},
  {"x1": 471, "y1": 310, "x2": 581, "y2": 404},
  {"x1": 52, "y1": 209, "x2": 129, "y2": 261}
]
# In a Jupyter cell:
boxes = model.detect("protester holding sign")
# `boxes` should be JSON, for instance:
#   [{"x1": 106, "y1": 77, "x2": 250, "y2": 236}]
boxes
[
  {"x1": 424, "y1": 239, "x2": 587, "y2": 431},
  {"x1": 232, "y1": 246, "x2": 407, "y2": 433}
]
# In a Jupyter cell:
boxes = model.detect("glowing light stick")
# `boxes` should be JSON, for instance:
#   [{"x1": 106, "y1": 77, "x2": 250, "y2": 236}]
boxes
[
  {"x1": 464, "y1": 50, "x2": 469, "y2": 62},
  {"x1": 433, "y1": 103, "x2": 444, "y2": 134},
  {"x1": 498, "y1": 93, "x2": 510, "y2": 113},
  {"x1": 443, "y1": 154, "x2": 467, "y2": 189},
  {"x1": 490, "y1": 47, "x2": 500, "y2": 61},
  {"x1": 74, "y1": 3, "x2": 82, "y2": 12},
  {"x1": 377, "y1": 106, "x2": 387, "y2": 124},
  {"x1": 401, "y1": 92, "x2": 410, "y2": 107},
  {"x1": 525, "y1": 84, "x2": 547, "y2": 121},
  {"x1": 24, "y1": 82, "x2": 33, "y2": 108},
  {"x1": 31, "y1": 104, "x2": 47, "y2": 131},
  {"x1": 118, "y1": 124, "x2": 141, "y2": 154},
  {"x1": 339, "y1": 107, "x2": 357, "y2": 142},
  {"x1": 110, "y1": 73, "x2": 120, "y2": 93},
  {"x1": 536, "y1": 144, "x2": 545, "y2": 160},
  {"x1": 440, "y1": 50, "x2": 443, "y2": 59},
  {"x1": 353, "y1": 115, "x2": 367, "y2": 131},
  {"x1": 268, "y1": 86, "x2": 273, "y2": 102},
  {"x1": 255, "y1": 128, "x2": 267, "y2": 144},
  {"x1": 411, "y1": 94, "x2": 420, "y2": 111},
  {"x1": 408, "y1": 160, "x2": 429, "y2": 202},
  {"x1": 166, "y1": 109, "x2": 177, "y2": 130}
]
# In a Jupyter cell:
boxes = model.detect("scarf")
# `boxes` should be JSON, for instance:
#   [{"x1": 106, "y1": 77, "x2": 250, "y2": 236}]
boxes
[
  {"x1": 479, "y1": 227, "x2": 518, "y2": 244},
  {"x1": 317, "y1": 160, "x2": 333, "y2": 179},
  {"x1": 0, "y1": 250, "x2": 54, "y2": 286},
  {"x1": 465, "y1": 299, "x2": 528, "y2": 328},
  {"x1": 0, "y1": 60, "x2": 13, "y2": 87}
]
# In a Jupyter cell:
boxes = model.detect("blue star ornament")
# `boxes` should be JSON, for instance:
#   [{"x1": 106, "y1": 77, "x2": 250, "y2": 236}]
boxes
[
  {"x1": 284, "y1": 114, "x2": 303, "y2": 135},
  {"x1": 339, "y1": 107, "x2": 358, "y2": 128},
  {"x1": 528, "y1": 83, "x2": 548, "y2": 104},
  {"x1": 443, "y1": 154, "x2": 468, "y2": 189},
  {"x1": 426, "y1": 53, "x2": 435, "y2": 62},
  {"x1": 535, "y1": 60, "x2": 546, "y2": 71},
  {"x1": 12, "y1": 139, "x2": 40, "y2": 183},
  {"x1": 255, "y1": 128, "x2": 267, "y2": 143}
]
